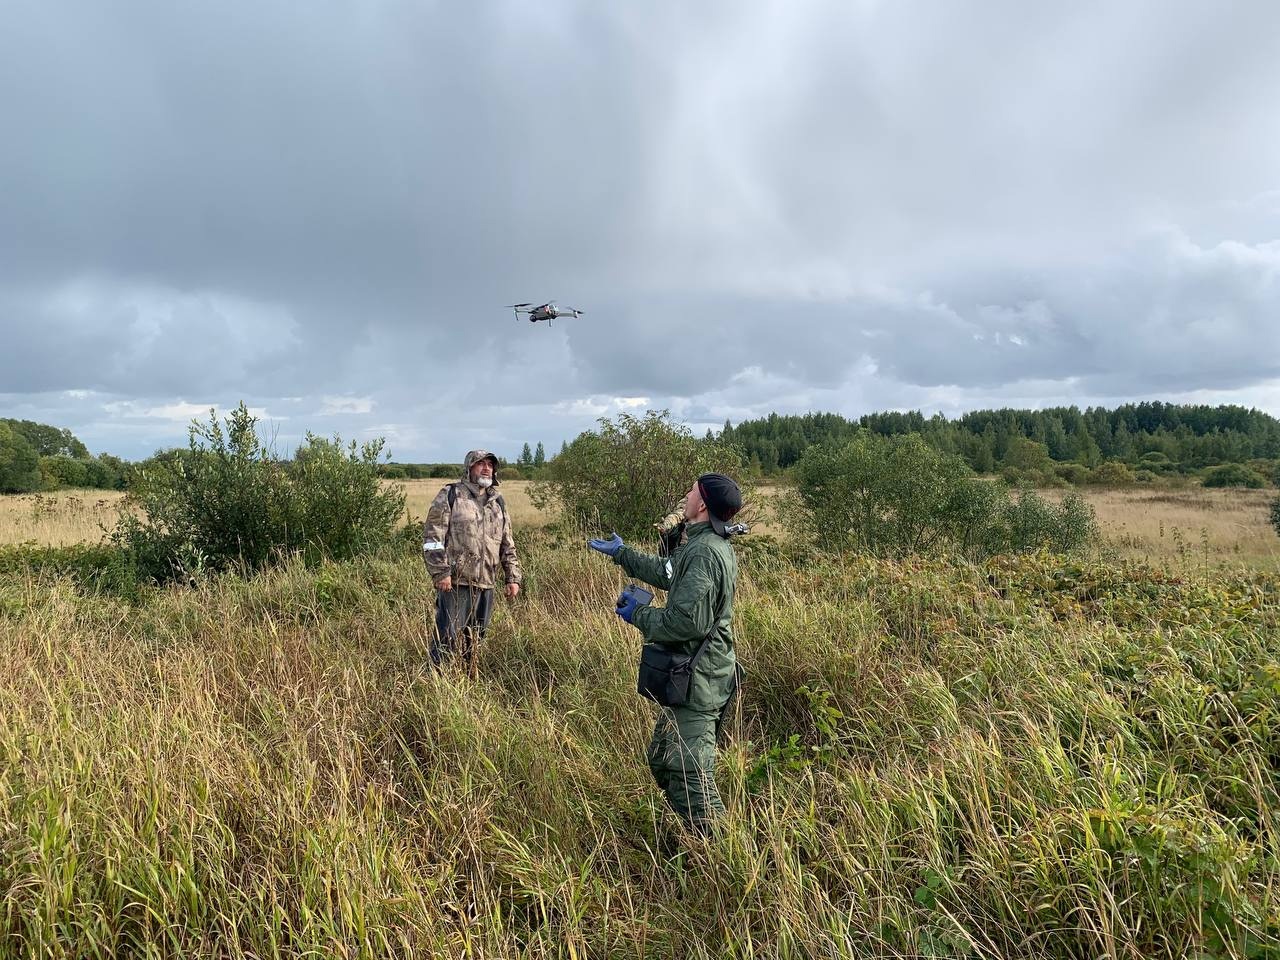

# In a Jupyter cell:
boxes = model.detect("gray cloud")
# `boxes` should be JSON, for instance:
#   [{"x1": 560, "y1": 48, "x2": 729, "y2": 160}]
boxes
[{"x1": 3, "y1": 1, "x2": 1280, "y2": 460}]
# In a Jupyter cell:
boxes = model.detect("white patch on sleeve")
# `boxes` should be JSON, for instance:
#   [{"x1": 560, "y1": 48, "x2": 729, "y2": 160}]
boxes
[
  {"x1": 665, "y1": 560, "x2": 673, "y2": 579},
  {"x1": 423, "y1": 541, "x2": 445, "y2": 551}
]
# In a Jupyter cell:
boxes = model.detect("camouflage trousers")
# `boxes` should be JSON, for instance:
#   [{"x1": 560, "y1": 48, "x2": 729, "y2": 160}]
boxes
[{"x1": 647, "y1": 706, "x2": 726, "y2": 832}]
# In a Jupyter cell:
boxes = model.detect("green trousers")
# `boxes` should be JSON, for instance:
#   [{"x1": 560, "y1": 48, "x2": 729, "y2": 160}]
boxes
[{"x1": 646, "y1": 706, "x2": 725, "y2": 832}]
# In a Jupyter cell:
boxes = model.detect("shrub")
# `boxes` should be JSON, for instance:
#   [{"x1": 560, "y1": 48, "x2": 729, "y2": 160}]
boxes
[
  {"x1": 1054, "y1": 462, "x2": 1091, "y2": 485},
  {"x1": 1202, "y1": 463, "x2": 1267, "y2": 489},
  {"x1": 111, "y1": 404, "x2": 405, "y2": 584},
  {"x1": 1137, "y1": 451, "x2": 1175, "y2": 471},
  {"x1": 785, "y1": 432, "x2": 1096, "y2": 559},
  {"x1": 534, "y1": 410, "x2": 747, "y2": 539},
  {"x1": 1088, "y1": 461, "x2": 1135, "y2": 486},
  {"x1": 1271, "y1": 497, "x2": 1280, "y2": 537}
]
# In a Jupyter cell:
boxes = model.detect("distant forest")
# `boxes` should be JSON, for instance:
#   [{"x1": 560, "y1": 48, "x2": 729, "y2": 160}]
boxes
[
  {"x1": 719, "y1": 403, "x2": 1280, "y2": 483},
  {"x1": 4, "y1": 402, "x2": 1280, "y2": 493}
]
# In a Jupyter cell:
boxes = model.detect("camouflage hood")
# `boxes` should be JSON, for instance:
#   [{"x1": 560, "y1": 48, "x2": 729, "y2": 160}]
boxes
[{"x1": 462, "y1": 449, "x2": 501, "y2": 484}]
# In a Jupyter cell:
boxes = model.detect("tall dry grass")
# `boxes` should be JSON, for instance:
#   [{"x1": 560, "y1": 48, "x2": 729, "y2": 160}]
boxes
[
  {"x1": 1082, "y1": 486, "x2": 1280, "y2": 569},
  {"x1": 0, "y1": 489, "x2": 127, "y2": 546},
  {"x1": 0, "y1": 533, "x2": 1276, "y2": 957}
]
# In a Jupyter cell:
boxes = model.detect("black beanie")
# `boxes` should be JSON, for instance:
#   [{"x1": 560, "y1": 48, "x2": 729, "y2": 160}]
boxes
[{"x1": 697, "y1": 473, "x2": 742, "y2": 536}]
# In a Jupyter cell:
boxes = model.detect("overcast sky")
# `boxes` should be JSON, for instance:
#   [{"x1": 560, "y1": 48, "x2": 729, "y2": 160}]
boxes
[{"x1": 3, "y1": 1, "x2": 1280, "y2": 462}]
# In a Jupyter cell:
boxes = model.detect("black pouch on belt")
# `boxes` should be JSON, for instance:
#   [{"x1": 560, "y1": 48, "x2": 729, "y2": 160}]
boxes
[{"x1": 637, "y1": 634, "x2": 712, "y2": 707}]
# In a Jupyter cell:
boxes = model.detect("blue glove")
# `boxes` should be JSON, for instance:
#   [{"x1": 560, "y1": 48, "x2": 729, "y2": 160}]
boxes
[
  {"x1": 616, "y1": 590, "x2": 642, "y2": 624},
  {"x1": 587, "y1": 532, "x2": 624, "y2": 558}
]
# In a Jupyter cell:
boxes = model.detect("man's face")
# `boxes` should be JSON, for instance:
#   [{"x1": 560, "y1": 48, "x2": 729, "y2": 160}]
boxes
[
  {"x1": 683, "y1": 479, "x2": 705, "y2": 522},
  {"x1": 470, "y1": 459, "x2": 494, "y2": 483}
]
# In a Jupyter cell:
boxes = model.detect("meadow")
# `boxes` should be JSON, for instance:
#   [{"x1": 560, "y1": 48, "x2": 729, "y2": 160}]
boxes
[
  {"x1": 0, "y1": 483, "x2": 1277, "y2": 957},
  {"x1": 2, "y1": 481, "x2": 1276, "y2": 568}
]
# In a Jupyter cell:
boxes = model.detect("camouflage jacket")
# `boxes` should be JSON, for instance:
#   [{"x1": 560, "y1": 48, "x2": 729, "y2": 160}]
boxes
[{"x1": 422, "y1": 457, "x2": 522, "y2": 590}]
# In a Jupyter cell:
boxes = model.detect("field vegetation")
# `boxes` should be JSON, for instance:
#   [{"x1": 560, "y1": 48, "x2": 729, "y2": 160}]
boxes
[{"x1": 0, "y1": 413, "x2": 1278, "y2": 956}]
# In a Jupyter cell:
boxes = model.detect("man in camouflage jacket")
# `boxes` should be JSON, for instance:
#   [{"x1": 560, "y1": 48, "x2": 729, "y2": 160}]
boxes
[
  {"x1": 589, "y1": 473, "x2": 743, "y2": 832},
  {"x1": 422, "y1": 449, "x2": 522, "y2": 675}
]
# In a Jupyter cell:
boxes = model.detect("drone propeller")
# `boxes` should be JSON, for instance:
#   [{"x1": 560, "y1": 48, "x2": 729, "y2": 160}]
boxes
[{"x1": 506, "y1": 303, "x2": 533, "y2": 309}]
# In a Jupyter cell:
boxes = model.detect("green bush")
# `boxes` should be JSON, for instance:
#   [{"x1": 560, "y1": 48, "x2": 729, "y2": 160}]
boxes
[
  {"x1": 534, "y1": 410, "x2": 746, "y2": 539},
  {"x1": 111, "y1": 404, "x2": 405, "y2": 584},
  {"x1": 1088, "y1": 461, "x2": 1136, "y2": 486},
  {"x1": 1054, "y1": 462, "x2": 1091, "y2": 485},
  {"x1": 785, "y1": 432, "x2": 1096, "y2": 559},
  {"x1": 1202, "y1": 463, "x2": 1267, "y2": 489},
  {"x1": 1269, "y1": 497, "x2": 1280, "y2": 537}
]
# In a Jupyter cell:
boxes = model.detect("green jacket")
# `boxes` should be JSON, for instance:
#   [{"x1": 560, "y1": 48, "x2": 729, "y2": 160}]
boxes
[{"x1": 613, "y1": 522, "x2": 739, "y2": 712}]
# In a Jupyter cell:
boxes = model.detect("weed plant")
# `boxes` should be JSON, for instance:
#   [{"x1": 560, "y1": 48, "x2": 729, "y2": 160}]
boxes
[{"x1": 0, "y1": 534, "x2": 1277, "y2": 958}]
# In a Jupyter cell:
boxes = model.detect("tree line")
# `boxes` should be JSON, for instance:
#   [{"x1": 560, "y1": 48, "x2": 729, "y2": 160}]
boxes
[
  {"x1": 722, "y1": 402, "x2": 1280, "y2": 484},
  {"x1": 0, "y1": 419, "x2": 128, "y2": 493},
  {"x1": 6, "y1": 401, "x2": 1280, "y2": 495}
]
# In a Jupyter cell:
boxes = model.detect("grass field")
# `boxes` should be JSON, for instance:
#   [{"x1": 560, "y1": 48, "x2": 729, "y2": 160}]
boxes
[
  {"x1": 1, "y1": 525, "x2": 1277, "y2": 956},
  {"x1": 2, "y1": 481, "x2": 1276, "y2": 570}
]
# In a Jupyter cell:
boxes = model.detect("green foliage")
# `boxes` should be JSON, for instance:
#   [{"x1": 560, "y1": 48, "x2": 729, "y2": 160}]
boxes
[
  {"x1": 1269, "y1": 497, "x2": 1280, "y2": 538},
  {"x1": 0, "y1": 418, "x2": 90, "y2": 458},
  {"x1": 1089, "y1": 461, "x2": 1136, "y2": 486},
  {"x1": 534, "y1": 410, "x2": 746, "y2": 539},
  {"x1": 727, "y1": 402, "x2": 1280, "y2": 475},
  {"x1": 1054, "y1": 462, "x2": 1091, "y2": 485},
  {"x1": 111, "y1": 403, "x2": 405, "y2": 584},
  {"x1": 0, "y1": 542, "x2": 142, "y2": 600},
  {"x1": 0, "y1": 422, "x2": 42, "y2": 493},
  {"x1": 785, "y1": 432, "x2": 1097, "y2": 559},
  {"x1": 1202, "y1": 463, "x2": 1268, "y2": 489}
]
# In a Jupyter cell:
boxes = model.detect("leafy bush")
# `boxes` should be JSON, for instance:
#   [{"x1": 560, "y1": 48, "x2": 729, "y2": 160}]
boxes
[
  {"x1": 1202, "y1": 463, "x2": 1267, "y2": 489},
  {"x1": 533, "y1": 410, "x2": 746, "y2": 539},
  {"x1": 785, "y1": 432, "x2": 1096, "y2": 559},
  {"x1": 111, "y1": 404, "x2": 405, "y2": 584},
  {"x1": 1054, "y1": 462, "x2": 1091, "y2": 485},
  {"x1": 1270, "y1": 497, "x2": 1280, "y2": 537},
  {"x1": 1088, "y1": 461, "x2": 1136, "y2": 486}
]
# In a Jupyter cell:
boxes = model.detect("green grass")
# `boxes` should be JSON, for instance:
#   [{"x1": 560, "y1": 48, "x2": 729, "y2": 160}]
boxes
[{"x1": 0, "y1": 532, "x2": 1277, "y2": 958}]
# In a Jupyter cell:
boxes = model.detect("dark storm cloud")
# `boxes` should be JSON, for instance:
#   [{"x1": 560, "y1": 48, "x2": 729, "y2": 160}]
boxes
[{"x1": 2, "y1": 1, "x2": 1280, "y2": 460}]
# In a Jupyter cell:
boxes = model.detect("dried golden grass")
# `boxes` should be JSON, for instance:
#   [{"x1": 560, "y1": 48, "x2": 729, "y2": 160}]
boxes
[
  {"x1": 1069, "y1": 486, "x2": 1280, "y2": 569},
  {"x1": 0, "y1": 489, "x2": 128, "y2": 546}
]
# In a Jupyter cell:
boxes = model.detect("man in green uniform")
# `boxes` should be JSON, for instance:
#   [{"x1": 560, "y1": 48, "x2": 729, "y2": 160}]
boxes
[{"x1": 588, "y1": 473, "x2": 743, "y2": 832}]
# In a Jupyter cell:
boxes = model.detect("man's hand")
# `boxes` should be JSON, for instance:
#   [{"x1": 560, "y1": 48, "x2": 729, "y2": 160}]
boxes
[
  {"x1": 505, "y1": 582, "x2": 520, "y2": 599},
  {"x1": 587, "y1": 533, "x2": 625, "y2": 558},
  {"x1": 615, "y1": 589, "x2": 642, "y2": 625},
  {"x1": 436, "y1": 575, "x2": 452, "y2": 592}
]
